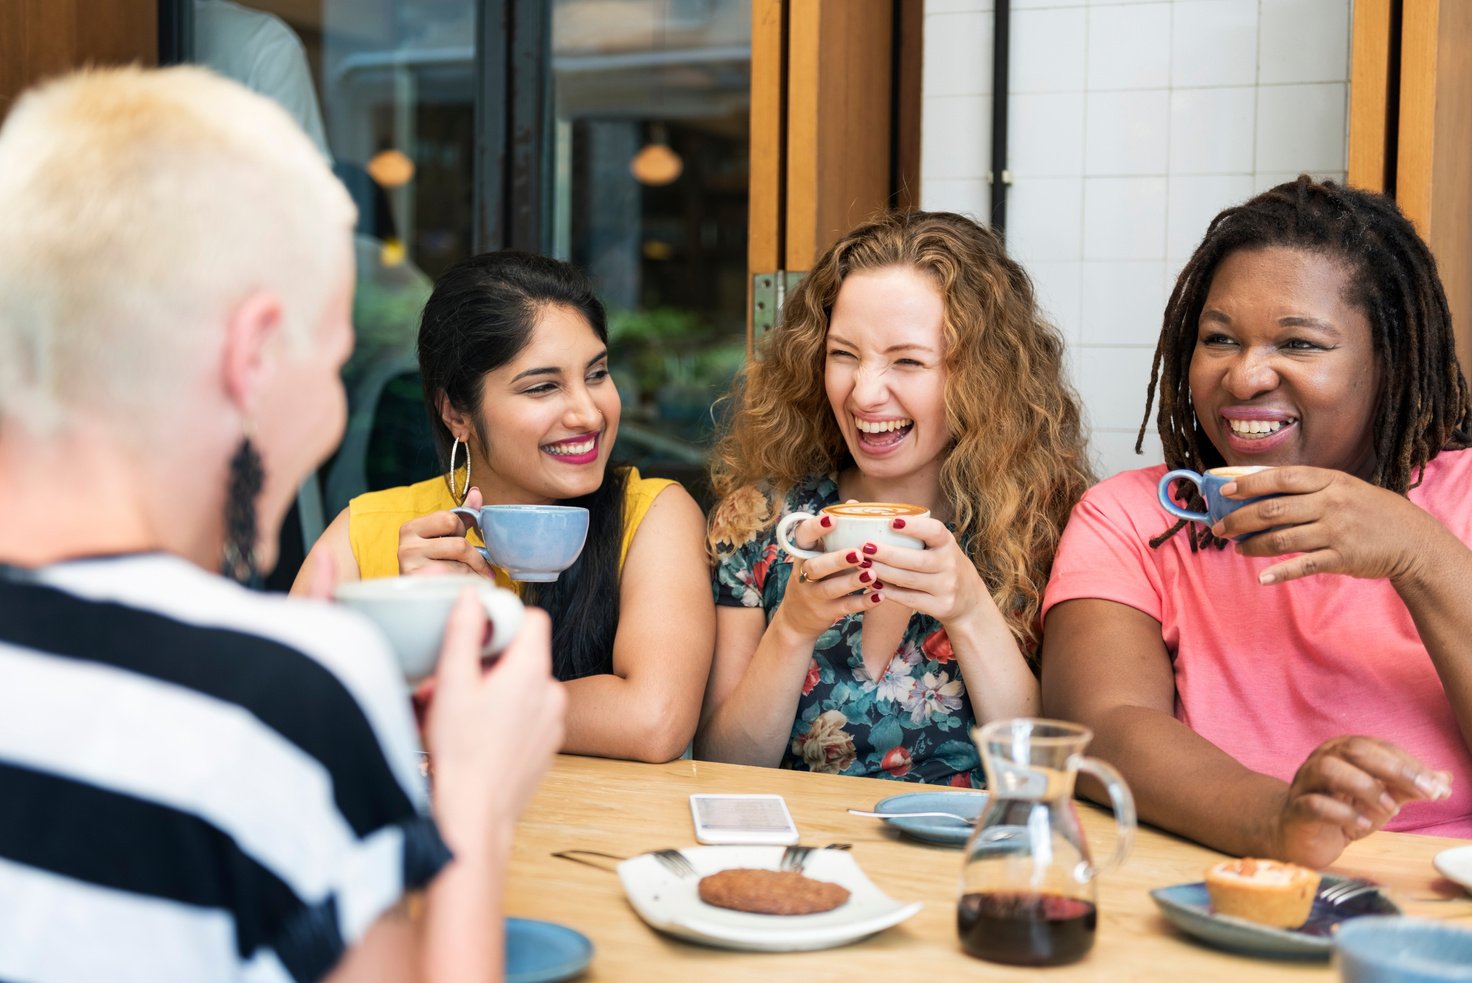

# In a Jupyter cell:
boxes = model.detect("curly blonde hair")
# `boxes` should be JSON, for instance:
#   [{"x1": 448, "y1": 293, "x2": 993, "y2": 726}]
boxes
[{"x1": 708, "y1": 210, "x2": 1093, "y2": 654}]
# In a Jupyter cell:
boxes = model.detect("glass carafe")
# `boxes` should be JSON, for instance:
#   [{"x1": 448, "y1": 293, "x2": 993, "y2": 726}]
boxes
[{"x1": 957, "y1": 718, "x2": 1135, "y2": 966}]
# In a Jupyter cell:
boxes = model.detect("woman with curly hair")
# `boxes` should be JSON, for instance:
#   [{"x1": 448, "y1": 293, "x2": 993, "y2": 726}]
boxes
[
  {"x1": 699, "y1": 210, "x2": 1093, "y2": 785},
  {"x1": 1042, "y1": 178, "x2": 1472, "y2": 866}
]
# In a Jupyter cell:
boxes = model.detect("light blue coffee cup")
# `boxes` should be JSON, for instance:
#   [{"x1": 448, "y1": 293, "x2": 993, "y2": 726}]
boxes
[
  {"x1": 451, "y1": 504, "x2": 590, "y2": 582},
  {"x1": 1157, "y1": 466, "x2": 1273, "y2": 539}
]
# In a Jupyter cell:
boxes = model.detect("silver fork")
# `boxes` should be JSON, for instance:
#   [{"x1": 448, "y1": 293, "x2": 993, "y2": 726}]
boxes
[
  {"x1": 1321, "y1": 878, "x2": 1381, "y2": 905},
  {"x1": 650, "y1": 848, "x2": 698, "y2": 878},
  {"x1": 779, "y1": 842, "x2": 851, "y2": 872},
  {"x1": 779, "y1": 845, "x2": 814, "y2": 871}
]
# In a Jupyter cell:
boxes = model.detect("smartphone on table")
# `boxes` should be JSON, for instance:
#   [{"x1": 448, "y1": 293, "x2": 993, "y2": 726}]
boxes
[{"x1": 689, "y1": 794, "x2": 801, "y2": 845}]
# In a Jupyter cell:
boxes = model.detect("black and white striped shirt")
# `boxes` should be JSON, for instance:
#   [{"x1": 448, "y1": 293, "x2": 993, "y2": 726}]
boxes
[{"x1": 0, "y1": 554, "x2": 450, "y2": 983}]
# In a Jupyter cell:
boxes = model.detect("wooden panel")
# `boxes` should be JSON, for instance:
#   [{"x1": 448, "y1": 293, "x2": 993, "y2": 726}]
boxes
[
  {"x1": 747, "y1": 0, "x2": 785, "y2": 346},
  {"x1": 1396, "y1": 0, "x2": 1472, "y2": 372},
  {"x1": 1428, "y1": 0, "x2": 1472, "y2": 373},
  {"x1": 892, "y1": 0, "x2": 923, "y2": 212},
  {"x1": 0, "y1": 0, "x2": 156, "y2": 119},
  {"x1": 1347, "y1": 0, "x2": 1393, "y2": 193},
  {"x1": 784, "y1": 0, "x2": 893, "y2": 270}
]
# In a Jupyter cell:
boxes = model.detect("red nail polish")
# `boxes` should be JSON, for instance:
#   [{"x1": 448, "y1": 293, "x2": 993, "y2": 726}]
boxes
[
  {"x1": 846, "y1": 551, "x2": 859, "y2": 564},
  {"x1": 873, "y1": 580, "x2": 884, "y2": 590},
  {"x1": 820, "y1": 515, "x2": 833, "y2": 528},
  {"x1": 892, "y1": 518, "x2": 906, "y2": 529},
  {"x1": 870, "y1": 592, "x2": 882, "y2": 604},
  {"x1": 859, "y1": 558, "x2": 872, "y2": 569},
  {"x1": 859, "y1": 571, "x2": 872, "y2": 583},
  {"x1": 862, "y1": 543, "x2": 877, "y2": 555}
]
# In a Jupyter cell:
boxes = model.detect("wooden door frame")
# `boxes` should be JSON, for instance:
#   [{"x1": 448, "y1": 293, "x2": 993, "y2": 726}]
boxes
[
  {"x1": 747, "y1": 0, "x2": 921, "y2": 349},
  {"x1": 1350, "y1": 0, "x2": 1472, "y2": 372}
]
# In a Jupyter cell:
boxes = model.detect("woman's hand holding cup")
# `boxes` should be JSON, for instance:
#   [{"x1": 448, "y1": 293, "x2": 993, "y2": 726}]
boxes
[
  {"x1": 856, "y1": 515, "x2": 995, "y2": 627},
  {"x1": 1215, "y1": 466, "x2": 1451, "y2": 587},
  {"x1": 397, "y1": 486, "x2": 496, "y2": 579}
]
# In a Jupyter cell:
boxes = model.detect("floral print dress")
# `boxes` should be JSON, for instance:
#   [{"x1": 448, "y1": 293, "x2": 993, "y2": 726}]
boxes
[{"x1": 712, "y1": 476, "x2": 983, "y2": 787}]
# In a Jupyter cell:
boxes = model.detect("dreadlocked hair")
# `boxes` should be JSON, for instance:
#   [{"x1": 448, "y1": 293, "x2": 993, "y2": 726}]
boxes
[
  {"x1": 1141, "y1": 175, "x2": 1472, "y2": 551},
  {"x1": 707, "y1": 210, "x2": 1094, "y2": 657}
]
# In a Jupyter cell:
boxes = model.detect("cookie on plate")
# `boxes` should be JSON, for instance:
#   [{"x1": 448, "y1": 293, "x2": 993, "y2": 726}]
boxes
[
  {"x1": 697, "y1": 868, "x2": 851, "y2": 915},
  {"x1": 1205, "y1": 858, "x2": 1321, "y2": 929}
]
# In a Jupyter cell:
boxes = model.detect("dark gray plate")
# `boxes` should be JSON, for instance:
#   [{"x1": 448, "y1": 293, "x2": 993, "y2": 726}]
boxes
[{"x1": 1150, "y1": 875, "x2": 1402, "y2": 959}]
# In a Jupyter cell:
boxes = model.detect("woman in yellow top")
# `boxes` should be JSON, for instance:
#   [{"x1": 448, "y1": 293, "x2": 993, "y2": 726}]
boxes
[{"x1": 297, "y1": 251, "x2": 715, "y2": 762}]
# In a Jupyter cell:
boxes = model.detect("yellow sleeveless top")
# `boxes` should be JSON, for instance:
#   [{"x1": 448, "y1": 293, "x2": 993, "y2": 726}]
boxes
[{"x1": 347, "y1": 467, "x2": 675, "y2": 591}]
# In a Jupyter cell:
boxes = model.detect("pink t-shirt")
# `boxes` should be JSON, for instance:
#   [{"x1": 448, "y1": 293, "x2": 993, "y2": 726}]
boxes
[{"x1": 1043, "y1": 450, "x2": 1472, "y2": 837}]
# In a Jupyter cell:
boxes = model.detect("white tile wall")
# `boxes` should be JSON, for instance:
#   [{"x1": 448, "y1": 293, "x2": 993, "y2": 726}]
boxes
[
  {"x1": 1085, "y1": 89, "x2": 1170, "y2": 175},
  {"x1": 1170, "y1": 0, "x2": 1257, "y2": 88},
  {"x1": 1083, "y1": 176, "x2": 1167, "y2": 260},
  {"x1": 1255, "y1": 83, "x2": 1347, "y2": 173},
  {"x1": 1169, "y1": 86, "x2": 1255, "y2": 174},
  {"x1": 1258, "y1": 0, "x2": 1351, "y2": 85},
  {"x1": 1010, "y1": 92, "x2": 1086, "y2": 177},
  {"x1": 1080, "y1": 261, "x2": 1167, "y2": 345},
  {"x1": 1087, "y1": 4, "x2": 1171, "y2": 91},
  {"x1": 920, "y1": 0, "x2": 1351, "y2": 477}
]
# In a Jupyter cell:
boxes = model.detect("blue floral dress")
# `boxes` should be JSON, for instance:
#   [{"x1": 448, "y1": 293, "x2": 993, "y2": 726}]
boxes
[{"x1": 712, "y1": 476, "x2": 983, "y2": 787}]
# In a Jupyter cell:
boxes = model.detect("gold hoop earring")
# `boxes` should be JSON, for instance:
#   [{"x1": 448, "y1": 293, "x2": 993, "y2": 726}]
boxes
[{"x1": 449, "y1": 436, "x2": 472, "y2": 504}]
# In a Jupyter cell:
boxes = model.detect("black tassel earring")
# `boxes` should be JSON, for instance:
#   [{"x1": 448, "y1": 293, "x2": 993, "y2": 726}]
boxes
[{"x1": 221, "y1": 433, "x2": 265, "y2": 588}]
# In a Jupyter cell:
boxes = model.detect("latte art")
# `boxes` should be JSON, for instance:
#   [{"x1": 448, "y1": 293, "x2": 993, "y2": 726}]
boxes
[{"x1": 822, "y1": 502, "x2": 928, "y2": 518}]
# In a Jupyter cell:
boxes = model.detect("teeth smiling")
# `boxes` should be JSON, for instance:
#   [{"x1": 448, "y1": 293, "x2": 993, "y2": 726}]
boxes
[
  {"x1": 855, "y1": 417, "x2": 913, "y2": 434},
  {"x1": 1227, "y1": 419, "x2": 1292, "y2": 436},
  {"x1": 545, "y1": 438, "x2": 595, "y2": 456}
]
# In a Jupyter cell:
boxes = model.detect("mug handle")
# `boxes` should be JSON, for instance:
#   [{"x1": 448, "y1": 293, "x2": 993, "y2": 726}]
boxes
[
  {"x1": 449, "y1": 506, "x2": 493, "y2": 563},
  {"x1": 1157, "y1": 469, "x2": 1209, "y2": 523},
  {"x1": 1076, "y1": 755, "x2": 1135, "y2": 877},
  {"x1": 775, "y1": 511, "x2": 823, "y2": 559},
  {"x1": 477, "y1": 587, "x2": 524, "y2": 657}
]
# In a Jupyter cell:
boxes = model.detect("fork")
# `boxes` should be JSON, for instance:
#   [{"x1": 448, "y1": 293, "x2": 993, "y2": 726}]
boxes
[
  {"x1": 779, "y1": 842, "x2": 852, "y2": 872},
  {"x1": 1320, "y1": 878, "x2": 1381, "y2": 905},
  {"x1": 650, "y1": 848, "x2": 698, "y2": 878}
]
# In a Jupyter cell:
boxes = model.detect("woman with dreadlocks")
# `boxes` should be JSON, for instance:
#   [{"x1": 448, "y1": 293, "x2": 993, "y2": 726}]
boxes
[{"x1": 1041, "y1": 177, "x2": 1472, "y2": 866}]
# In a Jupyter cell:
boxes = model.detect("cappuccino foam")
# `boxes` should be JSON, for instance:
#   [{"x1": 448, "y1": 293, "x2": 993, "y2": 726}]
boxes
[{"x1": 822, "y1": 502, "x2": 927, "y2": 518}]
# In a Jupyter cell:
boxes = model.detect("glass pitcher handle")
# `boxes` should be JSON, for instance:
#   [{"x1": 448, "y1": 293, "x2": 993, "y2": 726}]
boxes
[{"x1": 1078, "y1": 755, "x2": 1135, "y2": 875}]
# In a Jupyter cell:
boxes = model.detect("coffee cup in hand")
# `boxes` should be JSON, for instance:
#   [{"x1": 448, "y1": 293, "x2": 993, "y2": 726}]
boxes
[
  {"x1": 776, "y1": 502, "x2": 928, "y2": 559},
  {"x1": 334, "y1": 575, "x2": 524, "y2": 683},
  {"x1": 450, "y1": 504, "x2": 589, "y2": 583},
  {"x1": 1157, "y1": 466, "x2": 1275, "y2": 539}
]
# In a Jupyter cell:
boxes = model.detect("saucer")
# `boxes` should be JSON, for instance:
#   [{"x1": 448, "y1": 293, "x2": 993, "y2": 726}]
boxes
[
  {"x1": 506, "y1": 917, "x2": 593, "y2": 983},
  {"x1": 1433, "y1": 845, "x2": 1472, "y2": 895},
  {"x1": 870, "y1": 791, "x2": 988, "y2": 846},
  {"x1": 1150, "y1": 874, "x2": 1402, "y2": 959}
]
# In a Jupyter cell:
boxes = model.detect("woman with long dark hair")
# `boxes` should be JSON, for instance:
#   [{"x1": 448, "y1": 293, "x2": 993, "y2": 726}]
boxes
[{"x1": 298, "y1": 251, "x2": 713, "y2": 762}]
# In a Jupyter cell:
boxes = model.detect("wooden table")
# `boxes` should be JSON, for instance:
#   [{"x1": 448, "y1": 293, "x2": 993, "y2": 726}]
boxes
[{"x1": 506, "y1": 756, "x2": 1472, "y2": 981}]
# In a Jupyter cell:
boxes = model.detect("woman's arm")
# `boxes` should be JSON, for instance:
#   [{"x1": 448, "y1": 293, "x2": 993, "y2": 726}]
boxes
[
  {"x1": 1221, "y1": 466, "x2": 1472, "y2": 749},
  {"x1": 291, "y1": 507, "x2": 360, "y2": 595},
  {"x1": 859, "y1": 517, "x2": 1039, "y2": 721},
  {"x1": 1042, "y1": 597, "x2": 1443, "y2": 867},
  {"x1": 558, "y1": 485, "x2": 715, "y2": 763},
  {"x1": 696, "y1": 537, "x2": 874, "y2": 766}
]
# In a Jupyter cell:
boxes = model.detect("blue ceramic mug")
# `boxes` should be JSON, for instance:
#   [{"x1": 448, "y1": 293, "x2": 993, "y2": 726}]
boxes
[
  {"x1": 451, "y1": 504, "x2": 590, "y2": 582},
  {"x1": 1157, "y1": 466, "x2": 1273, "y2": 536}
]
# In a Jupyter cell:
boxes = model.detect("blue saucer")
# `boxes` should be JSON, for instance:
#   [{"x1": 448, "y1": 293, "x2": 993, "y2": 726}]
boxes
[
  {"x1": 871, "y1": 790, "x2": 988, "y2": 846},
  {"x1": 1150, "y1": 875, "x2": 1402, "y2": 959},
  {"x1": 506, "y1": 917, "x2": 593, "y2": 983}
]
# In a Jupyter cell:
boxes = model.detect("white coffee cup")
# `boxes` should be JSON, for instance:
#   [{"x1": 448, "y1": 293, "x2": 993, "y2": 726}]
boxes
[
  {"x1": 776, "y1": 502, "x2": 929, "y2": 559},
  {"x1": 334, "y1": 575, "x2": 524, "y2": 683}
]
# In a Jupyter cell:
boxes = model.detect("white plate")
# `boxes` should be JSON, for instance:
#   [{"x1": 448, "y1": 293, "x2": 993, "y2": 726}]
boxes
[
  {"x1": 616, "y1": 845, "x2": 922, "y2": 951},
  {"x1": 1434, "y1": 845, "x2": 1472, "y2": 894}
]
